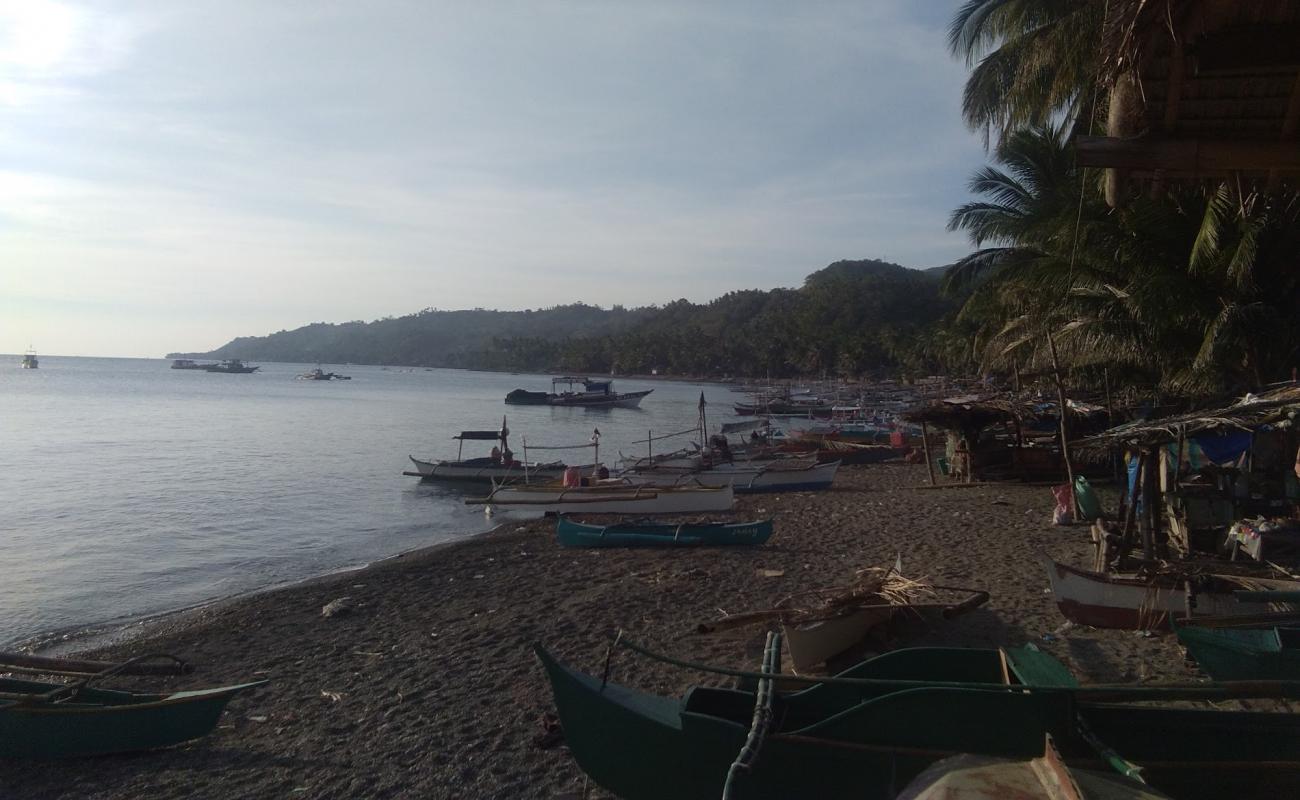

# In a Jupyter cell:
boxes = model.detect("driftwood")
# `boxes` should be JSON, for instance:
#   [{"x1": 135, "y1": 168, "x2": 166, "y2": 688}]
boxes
[{"x1": 0, "y1": 651, "x2": 192, "y2": 677}]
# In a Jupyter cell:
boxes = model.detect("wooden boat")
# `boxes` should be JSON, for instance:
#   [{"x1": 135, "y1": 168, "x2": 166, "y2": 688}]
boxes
[
  {"x1": 201, "y1": 359, "x2": 259, "y2": 374},
  {"x1": 622, "y1": 460, "x2": 838, "y2": 493},
  {"x1": 0, "y1": 676, "x2": 264, "y2": 758},
  {"x1": 406, "y1": 421, "x2": 585, "y2": 484},
  {"x1": 535, "y1": 639, "x2": 1300, "y2": 800},
  {"x1": 555, "y1": 518, "x2": 772, "y2": 548},
  {"x1": 783, "y1": 607, "x2": 894, "y2": 672},
  {"x1": 471, "y1": 482, "x2": 733, "y2": 515},
  {"x1": 1175, "y1": 623, "x2": 1300, "y2": 681},
  {"x1": 505, "y1": 376, "x2": 652, "y2": 408},
  {"x1": 898, "y1": 736, "x2": 1169, "y2": 799},
  {"x1": 1039, "y1": 552, "x2": 1300, "y2": 630}
]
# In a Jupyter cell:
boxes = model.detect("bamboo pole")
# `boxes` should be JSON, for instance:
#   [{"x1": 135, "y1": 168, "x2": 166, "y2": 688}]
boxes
[
  {"x1": 920, "y1": 421, "x2": 937, "y2": 485},
  {"x1": 1047, "y1": 333, "x2": 1079, "y2": 520},
  {"x1": 1141, "y1": 447, "x2": 1158, "y2": 561}
]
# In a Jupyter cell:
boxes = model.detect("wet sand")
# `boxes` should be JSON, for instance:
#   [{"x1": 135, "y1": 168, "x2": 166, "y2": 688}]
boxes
[{"x1": 1, "y1": 464, "x2": 1215, "y2": 799}]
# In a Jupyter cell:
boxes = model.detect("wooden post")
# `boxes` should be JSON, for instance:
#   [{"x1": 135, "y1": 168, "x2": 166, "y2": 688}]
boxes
[
  {"x1": 921, "y1": 421, "x2": 937, "y2": 485},
  {"x1": 1013, "y1": 362, "x2": 1022, "y2": 393},
  {"x1": 1116, "y1": 451, "x2": 1144, "y2": 570},
  {"x1": 1047, "y1": 333, "x2": 1079, "y2": 520},
  {"x1": 1141, "y1": 447, "x2": 1158, "y2": 561}
]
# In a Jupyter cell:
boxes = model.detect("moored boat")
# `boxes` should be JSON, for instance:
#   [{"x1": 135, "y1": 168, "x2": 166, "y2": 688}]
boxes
[
  {"x1": 535, "y1": 638, "x2": 1300, "y2": 800},
  {"x1": 170, "y1": 359, "x2": 214, "y2": 370},
  {"x1": 0, "y1": 676, "x2": 264, "y2": 758},
  {"x1": 1175, "y1": 623, "x2": 1300, "y2": 681},
  {"x1": 406, "y1": 421, "x2": 588, "y2": 484},
  {"x1": 297, "y1": 367, "x2": 351, "y2": 380},
  {"x1": 202, "y1": 359, "x2": 259, "y2": 374},
  {"x1": 555, "y1": 517, "x2": 773, "y2": 547},
  {"x1": 622, "y1": 459, "x2": 839, "y2": 493},
  {"x1": 504, "y1": 376, "x2": 653, "y2": 408},
  {"x1": 471, "y1": 482, "x2": 733, "y2": 515},
  {"x1": 1039, "y1": 552, "x2": 1300, "y2": 629}
]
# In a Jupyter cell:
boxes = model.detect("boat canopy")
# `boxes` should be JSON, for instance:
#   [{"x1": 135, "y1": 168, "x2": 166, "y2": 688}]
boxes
[{"x1": 454, "y1": 430, "x2": 504, "y2": 441}]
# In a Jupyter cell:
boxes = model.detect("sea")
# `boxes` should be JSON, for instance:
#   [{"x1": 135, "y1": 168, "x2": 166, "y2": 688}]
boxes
[{"x1": 0, "y1": 356, "x2": 748, "y2": 649}]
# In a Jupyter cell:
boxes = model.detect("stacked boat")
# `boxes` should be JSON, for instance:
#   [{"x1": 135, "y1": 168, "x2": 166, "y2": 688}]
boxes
[
  {"x1": 621, "y1": 457, "x2": 839, "y2": 493},
  {"x1": 469, "y1": 480, "x2": 734, "y2": 515}
]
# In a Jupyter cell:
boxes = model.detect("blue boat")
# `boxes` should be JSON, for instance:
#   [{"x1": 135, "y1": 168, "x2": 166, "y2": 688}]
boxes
[{"x1": 556, "y1": 518, "x2": 773, "y2": 548}]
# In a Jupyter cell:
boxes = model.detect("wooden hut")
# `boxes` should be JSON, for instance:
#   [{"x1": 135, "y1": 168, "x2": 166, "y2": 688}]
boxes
[
  {"x1": 903, "y1": 394, "x2": 1109, "y2": 483},
  {"x1": 1076, "y1": 385, "x2": 1300, "y2": 565},
  {"x1": 1077, "y1": 0, "x2": 1300, "y2": 205}
]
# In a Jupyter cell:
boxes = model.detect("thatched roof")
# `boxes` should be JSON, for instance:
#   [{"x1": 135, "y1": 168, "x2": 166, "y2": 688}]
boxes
[
  {"x1": 903, "y1": 393, "x2": 1107, "y2": 433},
  {"x1": 1075, "y1": 384, "x2": 1300, "y2": 451},
  {"x1": 1079, "y1": 0, "x2": 1300, "y2": 203}
]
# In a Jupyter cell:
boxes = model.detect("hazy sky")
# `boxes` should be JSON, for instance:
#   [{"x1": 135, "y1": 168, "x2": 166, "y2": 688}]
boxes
[{"x1": 2, "y1": 1, "x2": 987, "y2": 357}]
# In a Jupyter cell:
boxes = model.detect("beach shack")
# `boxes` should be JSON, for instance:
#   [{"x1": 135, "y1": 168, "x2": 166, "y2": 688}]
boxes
[
  {"x1": 1076, "y1": 386, "x2": 1300, "y2": 568},
  {"x1": 902, "y1": 393, "x2": 1109, "y2": 484}
]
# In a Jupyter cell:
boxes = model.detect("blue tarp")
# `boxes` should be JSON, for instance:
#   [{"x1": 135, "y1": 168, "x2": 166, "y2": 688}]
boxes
[{"x1": 1192, "y1": 431, "x2": 1252, "y2": 465}]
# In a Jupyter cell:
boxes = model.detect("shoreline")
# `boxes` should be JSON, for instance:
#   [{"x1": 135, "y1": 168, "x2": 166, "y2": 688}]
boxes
[
  {"x1": 17, "y1": 523, "x2": 516, "y2": 658},
  {"x1": 2, "y1": 463, "x2": 1264, "y2": 799}
]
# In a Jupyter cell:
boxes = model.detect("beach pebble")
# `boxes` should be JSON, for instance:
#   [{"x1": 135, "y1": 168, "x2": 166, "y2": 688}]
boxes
[{"x1": 321, "y1": 597, "x2": 354, "y2": 617}]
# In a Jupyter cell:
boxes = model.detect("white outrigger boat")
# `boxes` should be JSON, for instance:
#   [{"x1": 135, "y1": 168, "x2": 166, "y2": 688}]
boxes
[
  {"x1": 1039, "y1": 552, "x2": 1300, "y2": 630},
  {"x1": 470, "y1": 482, "x2": 734, "y2": 515},
  {"x1": 405, "y1": 419, "x2": 590, "y2": 484},
  {"x1": 621, "y1": 459, "x2": 839, "y2": 493}
]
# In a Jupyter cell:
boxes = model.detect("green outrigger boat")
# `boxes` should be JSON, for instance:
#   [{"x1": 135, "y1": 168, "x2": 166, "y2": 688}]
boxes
[
  {"x1": 0, "y1": 674, "x2": 265, "y2": 758},
  {"x1": 1176, "y1": 623, "x2": 1300, "y2": 681},
  {"x1": 555, "y1": 517, "x2": 773, "y2": 547},
  {"x1": 535, "y1": 638, "x2": 1300, "y2": 800}
]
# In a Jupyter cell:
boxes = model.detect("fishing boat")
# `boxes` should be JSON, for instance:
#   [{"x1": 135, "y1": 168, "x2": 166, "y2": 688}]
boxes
[
  {"x1": 504, "y1": 376, "x2": 653, "y2": 408},
  {"x1": 1175, "y1": 622, "x2": 1300, "y2": 681},
  {"x1": 623, "y1": 459, "x2": 839, "y2": 493},
  {"x1": 535, "y1": 637, "x2": 1300, "y2": 800},
  {"x1": 170, "y1": 359, "x2": 214, "y2": 370},
  {"x1": 555, "y1": 518, "x2": 772, "y2": 547},
  {"x1": 405, "y1": 421, "x2": 588, "y2": 484},
  {"x1": 0, "y1": 675, "x2": 264, "y2": 758},
  {"x1": 202, "y1": 359, "x2": 259, "y2": 374},
  {"x1": 471, "y1": 482, "x2": 733, "y2": 515},
  {"x1": 20, "y1": 348, "x2": 38, "y2": 369},
  {"x1": 1039, "y1": 552, "x2": 1300, "y2": 629},
  {"x1": 297, "y1": 367, "x2": 351, "y2": 380}
]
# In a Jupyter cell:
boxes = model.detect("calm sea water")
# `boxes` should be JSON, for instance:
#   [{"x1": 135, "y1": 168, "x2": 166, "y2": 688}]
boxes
[{"x1": 0, "y1": 357, "x2": 745, "y2": 648}]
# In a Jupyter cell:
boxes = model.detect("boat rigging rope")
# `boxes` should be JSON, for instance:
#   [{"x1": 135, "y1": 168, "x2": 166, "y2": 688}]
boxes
[
  {"x1": 613, "y1": 634, "x2": 1300, "y2": 701},
  {"x1": 721, "y1": 631, "x2": 782, "y2": 800}
]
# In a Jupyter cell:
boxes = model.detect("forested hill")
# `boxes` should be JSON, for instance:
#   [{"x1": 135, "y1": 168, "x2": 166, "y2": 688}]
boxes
[{"x1": 170, "y1": 259, "x2": 954, "y2": 377}]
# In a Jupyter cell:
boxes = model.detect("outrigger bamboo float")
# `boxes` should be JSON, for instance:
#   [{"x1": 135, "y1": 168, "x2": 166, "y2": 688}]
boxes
[
  {"x1": 536, "y1": 635, "x2": 1300, "y2": 800},
  {"x1": 469, "y1": 482, "x2": 734, "y2": 515},
  {"x1": 555, "y1": 518, "x2": 772, "y2": 548},
  {"x1": 1039, "y1": 552, "x2": 1300, "y2": 630}
]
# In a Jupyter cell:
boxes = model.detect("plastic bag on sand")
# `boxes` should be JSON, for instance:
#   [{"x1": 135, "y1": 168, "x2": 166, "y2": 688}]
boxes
[{"x1": 1052, "y1": 484, "x2": 1073, "y2": 525}]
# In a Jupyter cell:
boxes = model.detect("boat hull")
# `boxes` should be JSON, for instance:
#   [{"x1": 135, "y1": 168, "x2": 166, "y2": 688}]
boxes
[
  {"x1": 480, "y1": 484, "x2": 733, "y2": 514},
  {"x1": 0, "y1": 679, "x2": 263, "y2": 758},
  {"x1": 783, "y1": 607, "x2": 894, "y2": 672},
  {"x1": 535, "y1": 645, "x2": 1300, "y2": 800},
  {"x1": 407, "y1": 456, "x2": 574, "y2": 483},
  {"x1": 1175, "y1": 625, "x2": 1300, "y2": 681},
  {"x1": 1039, "y1": 553, "x2": 1298, "y2": 630},
  {"x1": 556, "y1": 518, "x2": 772, "y2": 547},
  {"x1": 623, "y1": 461, "x2": 838, "y2": 493}
]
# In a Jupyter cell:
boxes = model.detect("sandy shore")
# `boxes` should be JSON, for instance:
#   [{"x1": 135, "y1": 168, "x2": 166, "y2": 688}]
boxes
[{"x1": 0, "y1": 464, "x2": 1224, "y2": 798}]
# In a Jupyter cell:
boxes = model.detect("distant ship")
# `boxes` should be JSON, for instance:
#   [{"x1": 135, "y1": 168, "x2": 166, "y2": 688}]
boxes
[
  {"x1": 20, "y1": 348, "x2": 38, "y2": 369},
  {"x1": 171, "y1": 359, "x2": 215, "y2": 370},
  {"x1": 202, "y1": 359, "x2": 260, "y2": 374}
]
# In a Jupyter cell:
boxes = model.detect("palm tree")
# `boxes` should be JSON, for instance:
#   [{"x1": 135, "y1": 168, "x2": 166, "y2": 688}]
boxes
[{"x1": 949, "y1": 0, "x2": 1106, "y2": 144}]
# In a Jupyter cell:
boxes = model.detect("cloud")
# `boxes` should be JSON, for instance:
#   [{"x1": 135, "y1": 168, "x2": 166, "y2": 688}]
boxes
[{"x1": 0, "y1": 0, "x2": 985, "y2": 357}]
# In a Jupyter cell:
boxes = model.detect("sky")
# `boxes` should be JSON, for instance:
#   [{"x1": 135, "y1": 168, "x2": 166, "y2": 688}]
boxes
[{"x1": 1, "y1": 1, "x2": 989, "y2": 358}]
